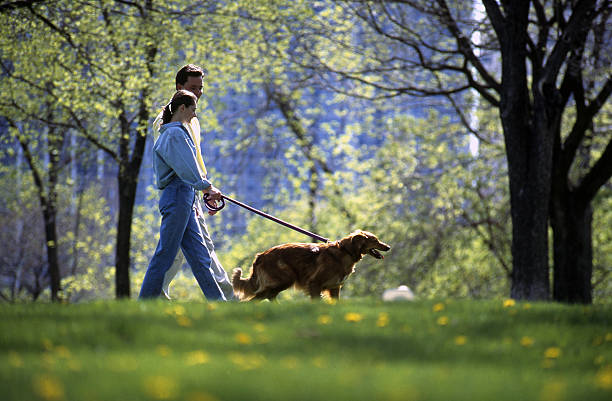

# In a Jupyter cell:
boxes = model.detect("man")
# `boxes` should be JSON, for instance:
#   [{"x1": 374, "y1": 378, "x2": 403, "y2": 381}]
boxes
[{"x1": 152, "y1": 64, "x2": 234, "y2": 300}]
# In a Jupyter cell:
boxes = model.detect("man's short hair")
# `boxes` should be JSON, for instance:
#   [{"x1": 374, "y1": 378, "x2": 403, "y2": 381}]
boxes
[{"x1": 175, "y1": 64, "x2": 207, "y2": 87}]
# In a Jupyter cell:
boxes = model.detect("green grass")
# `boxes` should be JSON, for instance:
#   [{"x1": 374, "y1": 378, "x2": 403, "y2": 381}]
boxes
[{"x1": 1, "y1": 299, "x2": 611, "y2": 401}]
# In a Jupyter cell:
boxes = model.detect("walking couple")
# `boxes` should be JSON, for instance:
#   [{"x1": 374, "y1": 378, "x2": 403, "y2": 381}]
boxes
[{"x1": 139, "y1": 64, "x2": 234, "y2": 301}]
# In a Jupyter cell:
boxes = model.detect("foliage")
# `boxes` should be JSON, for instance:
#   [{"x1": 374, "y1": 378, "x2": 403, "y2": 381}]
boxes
[
  {"x1": 0, "y1": 299, "x2": 611, "y2": 401},
  {"x1": 0, "y1": 155, "x2": 116, "y2": 301},
  {"x1": 58, "y1": 185, "x2": 116, "y2": 302},
  {"x1": 592, "y1": 185, "x2": 612, "y2": 301},
  {"x1": 0, "y1": 0, "x2": 609, "y2": 303}
]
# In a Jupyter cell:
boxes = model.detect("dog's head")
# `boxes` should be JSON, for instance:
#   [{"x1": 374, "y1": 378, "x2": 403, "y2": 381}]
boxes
[{"x1": 348, "y1": 230, "x2": 391, "y2": 259}]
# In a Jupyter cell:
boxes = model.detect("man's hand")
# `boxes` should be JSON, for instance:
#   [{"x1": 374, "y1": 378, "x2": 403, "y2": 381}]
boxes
[{"x1": 202, "y1": 185, "x2": 223, "y2": 215}]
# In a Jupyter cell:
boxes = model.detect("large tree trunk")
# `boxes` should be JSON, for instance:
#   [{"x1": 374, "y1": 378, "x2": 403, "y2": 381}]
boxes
[
  {"x1": 550, "y1": 195, "x2": 593, "y2": 303},
  {"x1": 499, "y1": 2, "x2": 550, "y2": 301}
]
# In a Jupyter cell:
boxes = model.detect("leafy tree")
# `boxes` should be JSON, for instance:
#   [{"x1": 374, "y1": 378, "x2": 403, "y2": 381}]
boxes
[
  {"x1": 292, "y1": 0, "x2": 612, "y2": 302},
  {"x1": 1, "y1": 0, "x2": 318, "y2": 299},
  {"x1": 0, "y1": 160, "x2": 49, "y2": 301}
]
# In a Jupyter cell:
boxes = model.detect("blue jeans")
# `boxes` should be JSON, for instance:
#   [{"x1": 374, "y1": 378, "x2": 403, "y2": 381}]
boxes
[{"x1": 139, "y1": 177, "x2": 226, "y2": 301}]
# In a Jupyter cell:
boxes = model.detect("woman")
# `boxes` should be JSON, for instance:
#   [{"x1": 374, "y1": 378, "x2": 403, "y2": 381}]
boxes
[{"x1": 139, "y1": 90, "x2": 226, "y2": 300}]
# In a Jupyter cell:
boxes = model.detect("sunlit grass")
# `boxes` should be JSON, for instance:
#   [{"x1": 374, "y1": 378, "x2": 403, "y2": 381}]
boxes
[{"x1": 1, "y1": 299, "x2": 610, "y2": 400}]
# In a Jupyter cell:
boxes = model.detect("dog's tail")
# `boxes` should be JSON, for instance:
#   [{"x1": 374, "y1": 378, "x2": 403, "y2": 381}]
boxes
[{"x1": 231, "y1": 268, "x2": 257, "y2": 301}]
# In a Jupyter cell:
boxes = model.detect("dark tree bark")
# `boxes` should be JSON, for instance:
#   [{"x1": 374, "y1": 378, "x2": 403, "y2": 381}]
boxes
[
  {"x1": 493, "y1": 0, "x2": 552, "y2": 300},
  {"x1": 550, "y1": 194, "x2": 594, "y2": 303}
]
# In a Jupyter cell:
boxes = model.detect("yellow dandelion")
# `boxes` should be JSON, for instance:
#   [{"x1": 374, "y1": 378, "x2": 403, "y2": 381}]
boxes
[
  {"x1": 156, "y1": 345, "x2": 172, "y2": 357},
  {"x1": 503, "y1": 299, "x2": 516, "y2": 308},
  {"x1": 235, "y1": 332, "x2": 252, "y2": 345},
  {"x1": 312, "y1": 356, "x2": 327, "y2": 368},
  {"x1": 318, "y1": 314, "x2": 332, "y2": 325},
  {"x1": 376, "y1": 312, "x2": 390, "y2": 328},
  {"x1": 432, "y1": 303, "x2": 445, "y2": 312},
  {"x1": 437, "y1": 316, "x2": 449, "y2": 326},
  {"x1": 54, "y1": 346, "x2": 71, "y2": 359},
  {"x1": 454, "y1": 335, "x2": 467, "y2": 345},
  {"x1": 595, "y1": 365, "x2": 612, "y2": 389},
  {"x1": 206, "y1": 303, "x2": 217, "y2": 311},
  {"x1": 324, "y1": 297, "x2": 337, "y2": 305},
  {"x1": 142, "y1": 376, "x2": 177, "y2": 400},
  {"x1": 33, "y1": 374, "x2": 64, "y2": 401},
  {"x1": 523, "y1": 303, "x2": 532, "y2": 310},
  {"x1": 165, "y1": 305, "x2": 186, "y2": 316},
  {"x1": 185, "y1": 350, "x2": 209, "y2": 366},
  {"x1": 8, "y1": 351, "x2": 23, "y2": 368},
  {"x1": 176, "y1": 315, "x2": 192, "y2": 327},
  {"x1": 606, "y1": 333, "x2": 612, "y2": 342},
  {"x1": 254, "y1": 323, "x2": 266, "y2": 332},
  {"x1": 544, "y1": 347, "x2": 562, "y2": 359},
  {"x1": 344, "y1": 312, "x2": 363, "y2": 323},
  {"x1": 228, "y1": 352, "x2": 265, "y2": 370},
  {"x1": 520, "y1": 336, "x2": 535, "y2": 347}
]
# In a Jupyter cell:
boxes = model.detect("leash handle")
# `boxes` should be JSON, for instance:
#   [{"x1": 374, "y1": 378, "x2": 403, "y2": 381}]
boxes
[
  {"x1": 203, "y1": 192, "x2": 329, "y2": 243},
  {"x1": 202, "y1": 193, "x2": 225, "y2": 212}
]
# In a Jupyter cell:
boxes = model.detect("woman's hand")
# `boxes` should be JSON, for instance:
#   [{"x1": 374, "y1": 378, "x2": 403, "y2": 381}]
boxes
[{"x1": 203, "y1": 185, "x2": 222, "y2": 201}]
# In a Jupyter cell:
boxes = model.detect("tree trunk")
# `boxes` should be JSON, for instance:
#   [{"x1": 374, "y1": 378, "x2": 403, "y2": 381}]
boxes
[
  {"x1": 115, "y1": 170, "x2": 137, "y2": 298},
  {"x1": 498, "y1": 1, "x2": 550, "y2": 301},
  {"x1": 42, "y1": 204, "x2": 61, "y2": 302},
  {"x1": 507, "y1": 170, "x2": 551, "y2": 301},
  {"x1": 550, "y1": 197, "x2": 593, "y2": 303}
]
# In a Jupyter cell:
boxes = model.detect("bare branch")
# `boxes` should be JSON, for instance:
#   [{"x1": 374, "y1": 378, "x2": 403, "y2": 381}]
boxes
[
  {"x1": 562, "y1": 76, "x2": 612, "y2": 175},
  {"x1": 576, "y1": 135, "x2": 612, "y2": 205},
  {"x1": 435, "y1": 0, "x2": 501, "y2": 94},
  {"x1": 481, "y1": 0, "x2": 506, "y2": 42},
  {"x1": 0, "y1": 0, "x2": 46, "y2": 12},
  {"x1": 540, "y1": 0, "x2": 597, "y2": 89}
]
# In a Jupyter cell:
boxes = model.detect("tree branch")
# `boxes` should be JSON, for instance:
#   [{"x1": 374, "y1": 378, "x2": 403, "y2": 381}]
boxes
[
  {"x1": 576, "y1": 136, "x2": 612, "y2": 205},
  {"x1": 562, "y1": 76, "x2": 612, "y2": 175},
  {"x1": 0, "y1": 0, "x2": 45, "y2": 12},
  {"x1": 481, "y1": 0, "x2": 506, "y2": 42},
  {"x1": 435, "y1": 0, "x2": 501, "y2": 94},
  {"x1": 540, "y1": 0, "x2": 597, "y2": 91}
]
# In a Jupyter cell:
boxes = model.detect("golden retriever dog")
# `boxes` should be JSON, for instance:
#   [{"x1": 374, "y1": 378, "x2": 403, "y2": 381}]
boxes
[{"x1": 232, "y1": 230, "x2": 390, "y2": 301}]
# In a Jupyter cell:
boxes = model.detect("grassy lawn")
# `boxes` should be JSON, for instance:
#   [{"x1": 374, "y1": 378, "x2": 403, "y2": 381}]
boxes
[{"x1": 1, "y1": 299, "x2": 611, "y2": 401}]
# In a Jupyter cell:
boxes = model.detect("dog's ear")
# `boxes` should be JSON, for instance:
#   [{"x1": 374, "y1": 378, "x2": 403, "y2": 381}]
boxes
[{"x1": 350, "y1": 232, "x2": 368, "y2": 253}]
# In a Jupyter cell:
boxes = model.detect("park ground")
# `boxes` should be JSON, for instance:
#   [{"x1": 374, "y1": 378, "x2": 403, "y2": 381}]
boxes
[{"x1": 1, "y1": 299, "x2": 611, "y2": 401}]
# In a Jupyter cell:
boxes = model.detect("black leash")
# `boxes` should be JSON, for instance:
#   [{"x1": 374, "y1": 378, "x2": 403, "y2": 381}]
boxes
[{"x1": 203, "y1": 193, "x2": 329, "y2": 243}]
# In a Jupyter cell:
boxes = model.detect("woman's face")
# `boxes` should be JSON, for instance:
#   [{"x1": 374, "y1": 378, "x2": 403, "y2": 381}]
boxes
[
  {"x1": 178, "y1": 103, "x2": 197, "y2": 123},
  {"x1": 186, "y1": 104, "x2": 197, "y2": 121}
]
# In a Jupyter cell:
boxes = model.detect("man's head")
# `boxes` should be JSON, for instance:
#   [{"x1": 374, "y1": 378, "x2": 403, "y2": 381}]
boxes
[{"x1": 175, "y1": 64, "x2": 206, "y2": 100}]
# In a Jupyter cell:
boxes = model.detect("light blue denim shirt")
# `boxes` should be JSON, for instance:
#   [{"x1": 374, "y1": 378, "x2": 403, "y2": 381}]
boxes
[{"x1": 153, "y1": 122, "x2": 212, "y2": 190}]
